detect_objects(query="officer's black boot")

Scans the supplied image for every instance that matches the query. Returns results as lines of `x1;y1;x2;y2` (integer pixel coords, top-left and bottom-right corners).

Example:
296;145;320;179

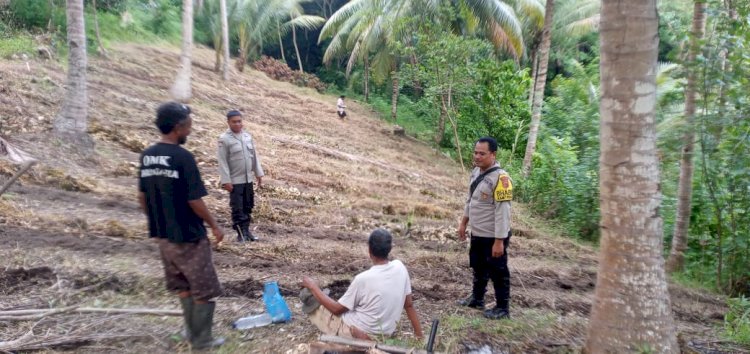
485;255;510;320
234;225;246;243
243;224;258;242
483;306;510;320
457;294;485;309
190;302;225;349
458;268;489;309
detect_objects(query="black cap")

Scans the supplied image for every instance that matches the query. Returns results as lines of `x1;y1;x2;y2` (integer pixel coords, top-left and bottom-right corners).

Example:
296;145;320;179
227;110;242;119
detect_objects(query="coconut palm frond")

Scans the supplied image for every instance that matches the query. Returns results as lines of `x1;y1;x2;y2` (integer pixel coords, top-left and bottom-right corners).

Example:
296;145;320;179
466;0;524;57
346;39;362;77
370;49;395;85
513;0;545;28
564;14;599;35
281;15;326;33
486;14;523;60
319;0;371;41
555;0;600;30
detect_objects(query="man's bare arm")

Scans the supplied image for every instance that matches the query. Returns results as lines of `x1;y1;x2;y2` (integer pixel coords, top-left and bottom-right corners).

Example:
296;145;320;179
404;294;423;339
302;277;348;316
188;199;224;243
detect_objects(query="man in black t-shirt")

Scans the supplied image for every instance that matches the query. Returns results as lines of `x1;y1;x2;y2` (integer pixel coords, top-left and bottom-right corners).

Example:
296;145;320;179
138;102;225;349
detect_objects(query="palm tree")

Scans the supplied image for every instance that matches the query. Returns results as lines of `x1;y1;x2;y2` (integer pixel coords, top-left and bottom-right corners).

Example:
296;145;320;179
281;9;326;73
319;0;405;120
521;0;554;176
198;0;233;75
170;0;193;102
54;0;90;144
91;0;108;57
586;0;678;352
666;0;707;274
197;0;226;71
220;0;231;80
233;0;323;72
320;0;542;122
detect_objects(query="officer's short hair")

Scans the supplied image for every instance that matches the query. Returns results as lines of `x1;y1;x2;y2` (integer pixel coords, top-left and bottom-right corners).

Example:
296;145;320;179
227;110;242;120
368;228;392;259
476;137;497;153
155;102;191;134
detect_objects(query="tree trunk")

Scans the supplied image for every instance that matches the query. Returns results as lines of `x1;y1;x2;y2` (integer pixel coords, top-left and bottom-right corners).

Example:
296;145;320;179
666;0;707;274
170;0;193;102
410;53;423;96
444;96;464;172
391;62;399;122
54;0;89;140
220;0;230;81
292;25;303;73
528;47;538;108
277;20;286;63
364;56;369;102
521;0;555;177
91;0;107;57
586;0;678;352
214;39;222;72
236;24;247;72
435;93;447;145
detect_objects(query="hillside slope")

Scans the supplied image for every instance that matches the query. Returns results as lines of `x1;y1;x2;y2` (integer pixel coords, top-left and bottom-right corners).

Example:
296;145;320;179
0;44;736;353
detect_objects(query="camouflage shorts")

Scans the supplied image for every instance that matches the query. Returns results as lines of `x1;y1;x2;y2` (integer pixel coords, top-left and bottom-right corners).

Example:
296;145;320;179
157;237;223;301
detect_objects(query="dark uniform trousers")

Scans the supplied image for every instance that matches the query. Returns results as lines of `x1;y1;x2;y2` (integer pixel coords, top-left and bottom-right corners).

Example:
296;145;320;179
470;231;511;310
230;183;254;230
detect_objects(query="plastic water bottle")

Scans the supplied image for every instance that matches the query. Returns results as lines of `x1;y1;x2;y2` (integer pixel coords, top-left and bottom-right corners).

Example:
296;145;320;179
232;313;272;330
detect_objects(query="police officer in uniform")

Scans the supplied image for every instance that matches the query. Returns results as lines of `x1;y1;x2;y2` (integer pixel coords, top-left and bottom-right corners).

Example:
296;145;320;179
217;110;264;242
457;137;513;320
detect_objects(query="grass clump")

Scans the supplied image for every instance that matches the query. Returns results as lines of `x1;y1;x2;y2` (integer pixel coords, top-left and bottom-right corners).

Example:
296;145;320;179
724;296;750;345
0;33;35;58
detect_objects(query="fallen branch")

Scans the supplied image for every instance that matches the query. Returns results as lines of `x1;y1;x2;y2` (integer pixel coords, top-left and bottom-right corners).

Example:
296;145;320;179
319;335;430;354
0;333;146;351
0;307;181;320
0;305;78;321
0;161;35;197
0;329;33;349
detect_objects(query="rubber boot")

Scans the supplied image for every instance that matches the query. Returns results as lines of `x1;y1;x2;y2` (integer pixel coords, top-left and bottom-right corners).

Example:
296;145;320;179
178;297;194;341
191;302;225;349
483;307;510;320
457;294;485;310
244;225;258;242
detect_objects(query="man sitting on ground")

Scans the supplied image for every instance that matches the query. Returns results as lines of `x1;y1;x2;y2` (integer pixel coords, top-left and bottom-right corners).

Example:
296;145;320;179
300;229;423;341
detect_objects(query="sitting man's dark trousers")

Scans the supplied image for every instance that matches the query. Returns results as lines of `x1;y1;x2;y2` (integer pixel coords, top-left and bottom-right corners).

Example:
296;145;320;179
470;231;511;313
230;182;254;240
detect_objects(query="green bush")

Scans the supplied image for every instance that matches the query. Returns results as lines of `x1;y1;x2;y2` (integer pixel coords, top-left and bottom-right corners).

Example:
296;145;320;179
514;136;599;240
0;34;35;58
141;0;181;39
86;0;128;13
86;9;156;45
9;0;54;29
724;296;750;345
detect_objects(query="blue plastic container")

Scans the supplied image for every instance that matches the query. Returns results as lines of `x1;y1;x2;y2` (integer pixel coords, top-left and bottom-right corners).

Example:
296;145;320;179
263;281;292;323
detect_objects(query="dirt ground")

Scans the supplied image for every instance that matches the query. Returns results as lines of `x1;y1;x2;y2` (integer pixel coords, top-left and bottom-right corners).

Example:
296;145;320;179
0;44;743;353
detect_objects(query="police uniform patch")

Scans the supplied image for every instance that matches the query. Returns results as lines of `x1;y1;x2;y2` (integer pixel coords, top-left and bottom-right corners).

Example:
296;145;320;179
494;173;513;201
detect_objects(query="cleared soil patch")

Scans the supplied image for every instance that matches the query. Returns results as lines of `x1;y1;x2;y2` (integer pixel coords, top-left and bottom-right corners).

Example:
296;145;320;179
0;43;740;353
